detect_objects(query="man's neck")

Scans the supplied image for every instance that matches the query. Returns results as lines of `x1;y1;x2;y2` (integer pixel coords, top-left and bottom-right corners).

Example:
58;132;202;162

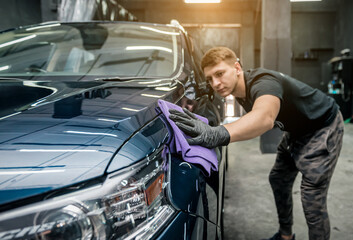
232;72;246;98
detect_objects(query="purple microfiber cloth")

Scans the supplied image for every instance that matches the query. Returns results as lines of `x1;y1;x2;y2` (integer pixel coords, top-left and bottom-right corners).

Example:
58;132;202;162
157;99;218;176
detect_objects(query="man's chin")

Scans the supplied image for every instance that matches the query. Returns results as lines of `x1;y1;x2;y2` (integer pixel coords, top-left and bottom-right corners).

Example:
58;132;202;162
217;92;229;98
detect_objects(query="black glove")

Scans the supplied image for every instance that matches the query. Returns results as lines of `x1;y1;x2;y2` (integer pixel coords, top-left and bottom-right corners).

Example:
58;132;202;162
169;108;230;149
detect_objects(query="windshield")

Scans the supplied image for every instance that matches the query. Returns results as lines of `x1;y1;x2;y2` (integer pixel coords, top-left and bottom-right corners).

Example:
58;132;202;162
0;22;181;80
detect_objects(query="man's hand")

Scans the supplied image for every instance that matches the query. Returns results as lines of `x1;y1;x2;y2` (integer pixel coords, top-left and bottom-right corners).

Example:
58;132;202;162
168;108;230;149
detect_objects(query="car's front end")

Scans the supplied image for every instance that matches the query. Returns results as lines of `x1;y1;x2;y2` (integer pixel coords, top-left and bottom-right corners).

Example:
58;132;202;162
0;21;227;240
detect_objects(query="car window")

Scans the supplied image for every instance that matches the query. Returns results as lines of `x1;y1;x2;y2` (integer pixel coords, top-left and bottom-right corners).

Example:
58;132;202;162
0;23;181;80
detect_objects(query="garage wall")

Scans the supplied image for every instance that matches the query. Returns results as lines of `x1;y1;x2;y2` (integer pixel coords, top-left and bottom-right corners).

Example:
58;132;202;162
0;0;42;31
291;11;336;90
1;0;352;91
289;0;353;91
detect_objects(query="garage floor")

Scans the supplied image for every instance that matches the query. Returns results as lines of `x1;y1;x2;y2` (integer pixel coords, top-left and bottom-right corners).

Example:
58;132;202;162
223;122;353;240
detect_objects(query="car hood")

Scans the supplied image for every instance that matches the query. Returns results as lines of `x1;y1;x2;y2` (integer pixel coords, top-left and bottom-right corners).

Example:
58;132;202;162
0;79;173;206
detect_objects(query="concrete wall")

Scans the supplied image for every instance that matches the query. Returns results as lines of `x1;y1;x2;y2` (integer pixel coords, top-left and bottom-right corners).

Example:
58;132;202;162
41;0;59;22
0;0;42;31
334;0;353;56
291;11;336;90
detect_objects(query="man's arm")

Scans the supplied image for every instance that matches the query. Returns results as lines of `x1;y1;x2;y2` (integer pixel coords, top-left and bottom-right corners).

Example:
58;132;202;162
168;94;280;148
224;94;281;142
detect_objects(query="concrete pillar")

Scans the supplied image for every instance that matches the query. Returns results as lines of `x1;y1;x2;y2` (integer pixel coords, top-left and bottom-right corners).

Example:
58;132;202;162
260;0;291;153
240;11;255;70
261;0;291;75
41;0;59;22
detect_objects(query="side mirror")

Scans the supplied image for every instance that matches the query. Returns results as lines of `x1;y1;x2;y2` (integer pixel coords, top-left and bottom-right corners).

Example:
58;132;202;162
196;81;214;101
185;70;215;101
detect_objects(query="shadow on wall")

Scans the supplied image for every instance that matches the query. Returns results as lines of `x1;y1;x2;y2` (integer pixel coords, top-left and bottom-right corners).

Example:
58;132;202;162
184;25;240;55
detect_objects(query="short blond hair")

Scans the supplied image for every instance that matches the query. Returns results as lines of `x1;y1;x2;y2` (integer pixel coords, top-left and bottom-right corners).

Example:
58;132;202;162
201;46;238;70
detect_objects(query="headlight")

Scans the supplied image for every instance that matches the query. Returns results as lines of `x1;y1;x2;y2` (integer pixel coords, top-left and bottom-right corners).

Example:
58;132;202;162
0;150;174;240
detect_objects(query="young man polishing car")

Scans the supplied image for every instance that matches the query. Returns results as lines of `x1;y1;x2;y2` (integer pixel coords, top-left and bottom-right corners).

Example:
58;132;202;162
169;47;344;240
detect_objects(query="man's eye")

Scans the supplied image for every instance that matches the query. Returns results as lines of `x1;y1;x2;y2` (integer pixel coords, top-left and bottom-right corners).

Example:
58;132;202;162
216;72;223;77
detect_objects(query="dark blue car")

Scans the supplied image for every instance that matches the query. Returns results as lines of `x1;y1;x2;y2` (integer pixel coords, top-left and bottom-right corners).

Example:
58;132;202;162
0;21;228;240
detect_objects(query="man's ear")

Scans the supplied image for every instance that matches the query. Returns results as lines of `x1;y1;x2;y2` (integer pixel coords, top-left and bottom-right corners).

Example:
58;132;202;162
234;61;242;74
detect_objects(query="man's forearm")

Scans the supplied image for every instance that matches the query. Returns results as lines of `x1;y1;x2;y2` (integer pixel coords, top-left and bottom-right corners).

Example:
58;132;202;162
224;94;280;143
224;109;275;142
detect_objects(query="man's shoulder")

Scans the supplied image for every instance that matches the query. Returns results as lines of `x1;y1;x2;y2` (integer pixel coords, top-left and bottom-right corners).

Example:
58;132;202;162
247;67;275;74
245;68;284;101
245;68;282;86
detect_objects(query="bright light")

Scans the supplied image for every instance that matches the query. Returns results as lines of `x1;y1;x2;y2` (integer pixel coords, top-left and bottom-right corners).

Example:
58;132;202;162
0;65;9;71
185;0;221;3
0;112;21;121
97;118;122;123
155;86;176;92
65;130;118;137
0;34;36;49
141;93;165;98
140;26;180;35
126;46;172;53
225;95;235;117
19;149;98;152
97;117;131;124
291;0;321;1
121;107;141;112
0;170;65;175
26;23;61;31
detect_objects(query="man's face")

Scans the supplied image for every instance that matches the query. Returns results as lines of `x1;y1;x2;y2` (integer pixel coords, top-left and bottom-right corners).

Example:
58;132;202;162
204;61;238;98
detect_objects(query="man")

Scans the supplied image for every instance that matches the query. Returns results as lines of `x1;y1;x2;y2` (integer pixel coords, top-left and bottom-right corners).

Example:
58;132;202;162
169;47;344;240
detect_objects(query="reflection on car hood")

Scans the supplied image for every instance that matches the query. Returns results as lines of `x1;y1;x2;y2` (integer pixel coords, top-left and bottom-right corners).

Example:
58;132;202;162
0;79;172;205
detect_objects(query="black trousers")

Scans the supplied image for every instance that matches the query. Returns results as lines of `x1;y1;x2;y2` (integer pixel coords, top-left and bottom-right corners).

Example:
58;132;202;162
269;111;344;240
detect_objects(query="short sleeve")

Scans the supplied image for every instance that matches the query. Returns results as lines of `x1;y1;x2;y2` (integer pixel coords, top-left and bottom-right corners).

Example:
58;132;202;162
249;75;283;102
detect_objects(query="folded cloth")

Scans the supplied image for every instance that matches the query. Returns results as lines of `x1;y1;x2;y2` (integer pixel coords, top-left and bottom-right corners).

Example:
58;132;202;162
157;99;218;176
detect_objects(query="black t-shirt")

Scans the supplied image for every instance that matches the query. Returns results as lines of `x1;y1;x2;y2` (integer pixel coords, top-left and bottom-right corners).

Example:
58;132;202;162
236;68;338;136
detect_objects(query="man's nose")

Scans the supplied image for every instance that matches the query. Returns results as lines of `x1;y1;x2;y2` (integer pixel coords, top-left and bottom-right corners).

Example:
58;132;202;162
211;77;220;88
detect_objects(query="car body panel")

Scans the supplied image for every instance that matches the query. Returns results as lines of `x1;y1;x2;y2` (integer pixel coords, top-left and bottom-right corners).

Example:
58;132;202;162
0;79;181;205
